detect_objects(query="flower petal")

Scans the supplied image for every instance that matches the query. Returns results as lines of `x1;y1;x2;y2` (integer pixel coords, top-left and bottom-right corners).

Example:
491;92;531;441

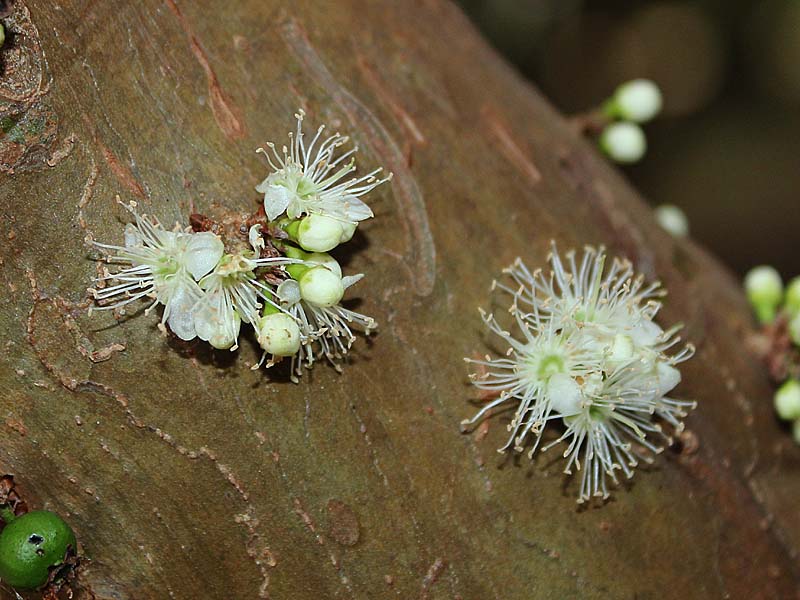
184;232;224;280
166;284;199;341
340;196;374;221
341;274;364;290
262;184;293;221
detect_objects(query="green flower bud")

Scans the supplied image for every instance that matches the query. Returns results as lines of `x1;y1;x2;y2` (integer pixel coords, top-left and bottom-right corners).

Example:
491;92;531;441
606;79;663;123
257;313;301;356
785;276;800;318
297;214;344;253
744;266;783;324
774;379;800;421
654;204;689;238
298;266;344;307
599;122;647;164
0;24;5;49
0;511;77;590
789;313;800;346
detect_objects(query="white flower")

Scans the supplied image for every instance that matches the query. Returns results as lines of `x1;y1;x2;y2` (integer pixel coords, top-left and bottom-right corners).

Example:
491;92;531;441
463;244;695;503
89;203;224;341
600;122;647;164
193;252;295;351
462;309;604;457
255;110;391;223
272;267;376;383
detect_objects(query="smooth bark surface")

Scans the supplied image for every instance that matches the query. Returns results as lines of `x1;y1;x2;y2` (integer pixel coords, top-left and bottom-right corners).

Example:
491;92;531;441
1;1;798;598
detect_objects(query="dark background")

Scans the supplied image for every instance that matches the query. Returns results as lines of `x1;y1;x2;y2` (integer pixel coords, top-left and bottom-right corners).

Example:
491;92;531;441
457;0;800;278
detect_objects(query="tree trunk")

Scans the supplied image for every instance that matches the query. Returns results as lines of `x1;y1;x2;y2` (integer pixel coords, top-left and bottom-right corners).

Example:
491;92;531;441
1;1;798;598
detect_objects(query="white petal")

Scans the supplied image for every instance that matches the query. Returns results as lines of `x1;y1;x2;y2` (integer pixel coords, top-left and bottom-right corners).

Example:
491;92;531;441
194;294;241;349
277;279;301;306
166;287;199;341
262;184;293;221
340;196;373;221
655;362;681;396
629;319;663;347
548;373;584;416
249;224;265;253
184;232;224;280
341;274;364;289
124;223;143;248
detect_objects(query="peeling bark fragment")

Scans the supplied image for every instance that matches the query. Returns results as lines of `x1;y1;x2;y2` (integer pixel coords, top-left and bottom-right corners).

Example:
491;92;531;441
0;474;28;519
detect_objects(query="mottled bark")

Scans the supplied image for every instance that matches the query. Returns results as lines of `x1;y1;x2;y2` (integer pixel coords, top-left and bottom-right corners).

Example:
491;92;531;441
0;1;798;598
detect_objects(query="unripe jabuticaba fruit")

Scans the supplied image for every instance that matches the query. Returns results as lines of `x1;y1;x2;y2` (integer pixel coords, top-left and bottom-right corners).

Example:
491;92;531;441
0;511;77;589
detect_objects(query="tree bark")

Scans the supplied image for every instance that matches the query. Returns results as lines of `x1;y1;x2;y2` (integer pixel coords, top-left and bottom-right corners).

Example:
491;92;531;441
1;1;798;598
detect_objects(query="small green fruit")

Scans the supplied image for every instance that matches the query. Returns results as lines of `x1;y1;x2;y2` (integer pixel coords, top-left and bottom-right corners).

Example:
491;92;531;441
0;511;77;589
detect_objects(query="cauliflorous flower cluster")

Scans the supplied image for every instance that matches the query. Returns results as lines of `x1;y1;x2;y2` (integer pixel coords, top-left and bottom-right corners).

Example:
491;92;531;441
462;244;696;503
744;266;800;444
90;111;389;381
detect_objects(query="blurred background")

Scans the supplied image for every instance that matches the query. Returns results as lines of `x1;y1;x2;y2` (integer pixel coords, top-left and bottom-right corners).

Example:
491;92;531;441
457;0;800;278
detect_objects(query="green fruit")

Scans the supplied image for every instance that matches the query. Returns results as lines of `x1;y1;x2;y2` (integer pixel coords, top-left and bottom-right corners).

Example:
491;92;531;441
0;511;76;589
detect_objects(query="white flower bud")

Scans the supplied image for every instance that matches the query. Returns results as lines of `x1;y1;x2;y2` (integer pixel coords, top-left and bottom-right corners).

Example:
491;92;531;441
599;122;647;164
785;276;800;318
654;204;689;237
744;266;783;324
613;79;663;123
774;379;800;421
548;373;583;416
305;252;342;278
298;266;344;307
297;214;344;252
258;313;301;357
339;221;358;243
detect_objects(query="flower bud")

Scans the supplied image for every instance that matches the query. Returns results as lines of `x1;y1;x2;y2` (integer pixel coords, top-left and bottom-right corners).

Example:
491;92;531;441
654;204;689;238
305;252;342;278
339;221;358;243
599;122;647;164
297;214;344;252
774;379;800;421
744;265;783;324
258;313;301;356
785;276;800;318
609;79;663;123
298;266;344;307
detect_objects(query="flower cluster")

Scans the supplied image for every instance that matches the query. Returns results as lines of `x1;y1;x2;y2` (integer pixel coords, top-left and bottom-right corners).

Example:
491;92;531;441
462;244;696;503
89;111;389;381
744;266;800;443
598;79;662;164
